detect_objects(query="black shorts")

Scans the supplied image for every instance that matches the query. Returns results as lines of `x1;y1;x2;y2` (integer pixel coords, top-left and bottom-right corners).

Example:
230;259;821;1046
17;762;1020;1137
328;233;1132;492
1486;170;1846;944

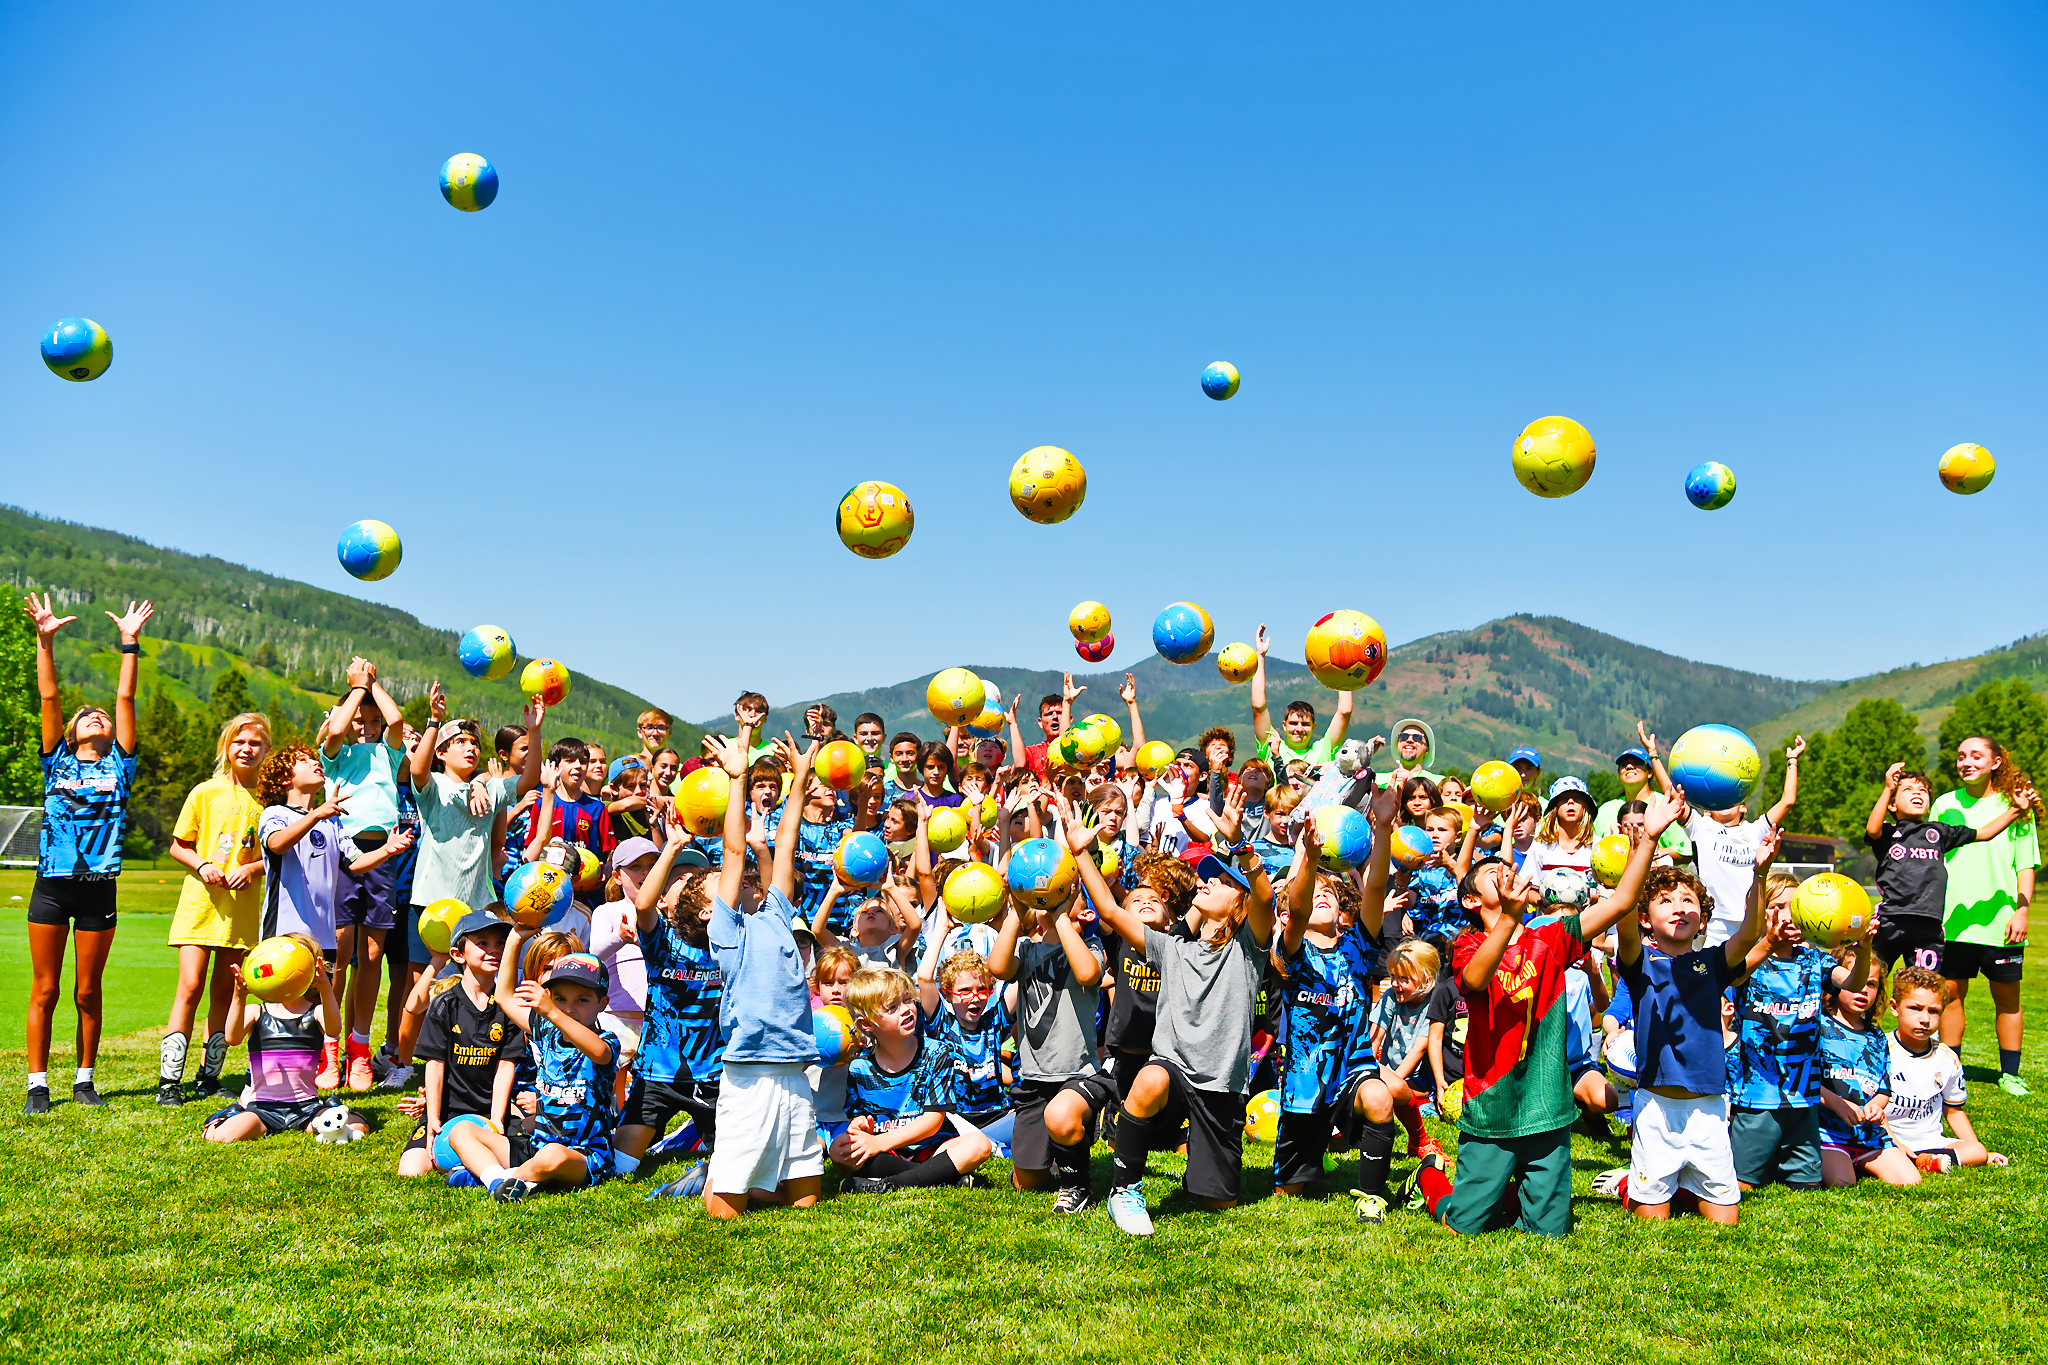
1872;915;1944;971
1941;939;2026;984
1009;1073;1118;1173
1145;1057;1244;1203
1273;1070;1378;1187
26;876;117;932
619;1076;720;1145
248;1097;331;1134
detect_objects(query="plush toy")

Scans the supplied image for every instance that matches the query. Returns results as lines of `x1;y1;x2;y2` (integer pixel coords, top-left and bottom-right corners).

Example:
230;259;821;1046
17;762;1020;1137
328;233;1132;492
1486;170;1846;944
310;1103;362;1144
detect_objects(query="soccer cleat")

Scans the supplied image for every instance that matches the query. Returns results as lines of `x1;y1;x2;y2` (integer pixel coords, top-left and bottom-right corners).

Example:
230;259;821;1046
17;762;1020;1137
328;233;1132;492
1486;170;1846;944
1592;1168;1629;1200
1998;1073;2031;1098
843;1176;896;1195
71;1082;106;1108
1052;1186;1093;1214
489;1177;534;1203
645;1162;710;1200
155;1081;185;1107
370;1045;398;1084
1348;1189;1388;1224
446;1169;484;1190
1417;1132;1446;1162
648;1120;704;1157
1106;1182;1154;1236
23;1087;51;1117
381;1064;416;1092
1397;1151;1445;1212
346;1052;374;1094
315;1039;342;1091
1914;1150;1957;1175
193;1074;223;1099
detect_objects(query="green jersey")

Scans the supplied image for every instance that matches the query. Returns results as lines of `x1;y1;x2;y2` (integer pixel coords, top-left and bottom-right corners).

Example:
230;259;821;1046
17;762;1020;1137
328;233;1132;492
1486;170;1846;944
1932;788;2038;946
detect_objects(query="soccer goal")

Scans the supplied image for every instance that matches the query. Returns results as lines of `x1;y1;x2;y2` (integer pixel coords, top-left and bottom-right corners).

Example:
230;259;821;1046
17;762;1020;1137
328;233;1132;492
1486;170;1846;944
0;807;42;868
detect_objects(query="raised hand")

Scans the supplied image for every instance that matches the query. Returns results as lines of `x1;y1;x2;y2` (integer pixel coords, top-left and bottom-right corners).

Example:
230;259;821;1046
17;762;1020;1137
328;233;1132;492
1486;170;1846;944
346;656;374;690
105;599;154;640
1119;673;1136;705
1055;796;1096;854
427;681;448;723
1785;735;1807;763
1636;719;1657;754
618;908;639;946
384;827;416;855
1255;623;1270;656
314;791;351;821
522;695;545;730
1062;671;1084;705
23;593;76;639
1214;783;1247;845
704;733;745;778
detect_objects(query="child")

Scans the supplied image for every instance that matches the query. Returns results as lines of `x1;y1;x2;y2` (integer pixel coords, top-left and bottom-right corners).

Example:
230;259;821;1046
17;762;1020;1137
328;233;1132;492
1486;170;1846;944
1865;762;2030;973
1520;778;1599;915
398;910;526;1177
833;965;992;1192
768;751;858;927
202;936;368;1142
446;924;618;1201
1406;805;1469;943
1817;945;1919;1188
1672;736;1804;945
408;684;544;929
916;912;1014;1136
1100;853;1197;1119
1367;938;1444;1160
814;876;918;968
808;945;860;1130
541;739;613;889
1729;871;1871;1192
1886;966;2005;1171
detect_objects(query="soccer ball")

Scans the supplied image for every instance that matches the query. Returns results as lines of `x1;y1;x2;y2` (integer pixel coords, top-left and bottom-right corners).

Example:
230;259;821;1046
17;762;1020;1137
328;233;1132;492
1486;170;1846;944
942;861;1006;923
815;740;867;791
417;898;469;955
673;767;731;836
40;316;111;381
836;480;915;558
520;658;571;706
814;1004;861;1068
335;520;402;582
242;936;318;1003
926;667;985;725
1389;824;1432;871
1303;610;1388;690
1312;804;1372;870
1667;723;1761;813
834;831;891;889
1201;361;1241;401
1094;841;1122;882
1006;837;1078;911
1076;634;1114;663
1245;1089;1280;1142
1684;461;1738;510
457;624;517;681
504;861;571;929
1081;713;1122;754
1068;600;1112;643
1469;760;1521;813
1939;443;1995;495
439;153;499;211
1152;602;1215;664
963;706;1006;739
926;808;968;854
1008;446;1088;524
1056;724;1107;769
1590;833;1633;888
1133;740;1176;780
1217;642;1257;684
1791;873;1874;949
573;846;603;894
1511;416;1597;498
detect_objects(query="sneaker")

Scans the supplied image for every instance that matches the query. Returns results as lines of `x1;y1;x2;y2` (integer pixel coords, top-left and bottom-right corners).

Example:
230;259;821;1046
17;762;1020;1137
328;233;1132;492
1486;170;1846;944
490;1177;534;1203
370;1045;398;1084
193;1073;223;1099
315;1039;341;1091
1999;1073;2031;1098
23;1087;51;1117
1914;1150;1957;1175
1106;1182;1154;1236
645;1161;710;1200
71;1082;107;1108
346;1051;374;1094
1417;1132;1446;1162
1052;1185;1093;1214
1592;1167;1629;1200
155;1081;185;1107
1397;1151;1445;1212
843;1176;897;1194
1348;1189;1388;1224
648;1120;704;1157
446;1169;484;1189
381;1063;416;1092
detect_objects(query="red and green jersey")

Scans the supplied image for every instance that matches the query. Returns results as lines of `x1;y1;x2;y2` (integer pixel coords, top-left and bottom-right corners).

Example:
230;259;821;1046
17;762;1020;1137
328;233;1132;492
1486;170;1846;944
1450;915;1584;1140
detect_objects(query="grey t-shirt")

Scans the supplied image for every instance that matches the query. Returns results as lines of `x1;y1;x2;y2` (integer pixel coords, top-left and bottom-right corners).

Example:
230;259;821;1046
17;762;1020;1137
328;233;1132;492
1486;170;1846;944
411;772;517;910
1144;922;1268;1094
1014;937;1106;1082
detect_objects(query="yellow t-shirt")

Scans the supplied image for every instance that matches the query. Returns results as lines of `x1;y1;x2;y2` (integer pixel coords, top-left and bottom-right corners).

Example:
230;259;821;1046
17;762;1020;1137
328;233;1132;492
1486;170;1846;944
168;776;266;948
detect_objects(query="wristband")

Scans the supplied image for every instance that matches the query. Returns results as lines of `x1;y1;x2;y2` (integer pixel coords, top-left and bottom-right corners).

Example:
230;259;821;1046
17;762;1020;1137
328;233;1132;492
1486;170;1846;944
118;640;140;655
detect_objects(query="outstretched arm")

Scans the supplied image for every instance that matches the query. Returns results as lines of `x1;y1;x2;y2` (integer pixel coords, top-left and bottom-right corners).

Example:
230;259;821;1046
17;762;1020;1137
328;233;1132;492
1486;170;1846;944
1867;763;1902;842
1250;623;1272;740
1325;690;1354;750
106;599;151;753
1060;795;1146;951
322;657;373;758
636;823;691;930
1765;737;1805;826
1120;673;1145;755
1581;791;1686;942
770;733;818;902
25;594;74;753
711;729;752;908
1357;781;1399;941
407;682;446;791
1280;826;1317;955
1720;825;1779;971
514;697;546;799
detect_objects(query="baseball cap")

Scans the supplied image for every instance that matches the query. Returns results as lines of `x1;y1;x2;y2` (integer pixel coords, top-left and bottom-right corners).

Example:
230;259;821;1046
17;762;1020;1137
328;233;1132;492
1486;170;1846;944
450;908;510;946
1508;747;1542;768
1193;853;1251;892
1615;747;1652;769
540;952;609;994
1545;776;1593;811
672;847;711;869
435;719;481;752
608;756;646;783
790;913;818;942
610;836;661;870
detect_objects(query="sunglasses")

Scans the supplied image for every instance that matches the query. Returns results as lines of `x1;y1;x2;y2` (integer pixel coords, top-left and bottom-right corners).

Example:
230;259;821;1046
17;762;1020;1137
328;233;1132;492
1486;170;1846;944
1398;732;1426;744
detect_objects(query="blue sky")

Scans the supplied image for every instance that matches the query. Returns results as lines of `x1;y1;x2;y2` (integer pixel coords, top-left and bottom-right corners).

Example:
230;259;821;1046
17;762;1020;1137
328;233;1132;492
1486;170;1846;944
4;3;2044;718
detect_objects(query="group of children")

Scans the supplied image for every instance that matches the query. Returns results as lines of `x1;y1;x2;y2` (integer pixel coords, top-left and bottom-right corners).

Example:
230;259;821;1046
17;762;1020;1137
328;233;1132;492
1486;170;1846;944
20;598;2033;1235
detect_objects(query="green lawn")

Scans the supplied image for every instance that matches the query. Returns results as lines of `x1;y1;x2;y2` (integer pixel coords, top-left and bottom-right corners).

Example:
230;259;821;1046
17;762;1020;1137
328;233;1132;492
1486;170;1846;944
2;895;2046;1363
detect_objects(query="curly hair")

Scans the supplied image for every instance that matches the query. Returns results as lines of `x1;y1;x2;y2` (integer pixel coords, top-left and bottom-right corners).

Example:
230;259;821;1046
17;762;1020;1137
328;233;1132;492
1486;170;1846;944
939;949;994;993
258;744;319;809
1197;727;1237;766
1892;963;1950;1007
1958;736;2044;820
663;868;713;937
1635;865;1714;922
1130;851;1197;919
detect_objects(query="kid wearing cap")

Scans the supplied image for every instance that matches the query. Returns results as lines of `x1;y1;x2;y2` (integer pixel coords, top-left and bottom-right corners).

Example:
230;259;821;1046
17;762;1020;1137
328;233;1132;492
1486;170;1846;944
399;910;526;1177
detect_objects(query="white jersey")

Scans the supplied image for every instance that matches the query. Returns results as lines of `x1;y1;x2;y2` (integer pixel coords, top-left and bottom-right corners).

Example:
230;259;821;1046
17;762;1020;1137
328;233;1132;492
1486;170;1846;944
1886;1033;1967;1150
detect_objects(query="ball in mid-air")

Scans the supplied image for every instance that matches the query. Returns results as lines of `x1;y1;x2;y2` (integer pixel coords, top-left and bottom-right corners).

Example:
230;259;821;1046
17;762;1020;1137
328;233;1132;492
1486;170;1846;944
673;767;731;836
1468;760;1521;813
1216;642;1257;684
1133;740;1175;780
926;807;968;854
520;657;571;706
504;861;571;928
926;667;985;725
963;706;1006;739
1684;461;1738;510
1939;443;1995;495
836;480;915;557
1006;837;1078;910
1791;872;1875;950
943;861;1005;923
1245;1089;1280;1143
1076;634;1114;663
1511;416;1596;498
1068;600;1112;643
439;153;498;211
1667;723;1762;812
814;1004;861;1068
242;936;318;1003
1056;724;1107;769
417;898;470;955
1152;601;1215;664
815;740;868;791
1388;824;1433;871
457;624;517;681
40;317;111;381
1303;610;1387;690
1080;712;1122;754
336;520;402;582
1201;361;1240;401
1590;833;1632;888
1008;446;1088;524
834;830;891;888
1312;804;1372;871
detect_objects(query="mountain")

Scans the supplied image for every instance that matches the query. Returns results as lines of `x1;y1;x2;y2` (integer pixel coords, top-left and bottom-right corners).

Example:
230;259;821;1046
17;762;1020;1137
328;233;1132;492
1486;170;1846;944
1752;631;2048;754
702;615;1839;778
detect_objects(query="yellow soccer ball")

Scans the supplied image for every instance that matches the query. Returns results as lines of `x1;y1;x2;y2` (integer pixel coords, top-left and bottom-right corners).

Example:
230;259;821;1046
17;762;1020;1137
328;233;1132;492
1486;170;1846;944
1008;446;1088;525
673;767;732;836
1216;642;1257;684
1590;833;1633;889
1791;873;1875;950
1938;442;1995;495
836;480;915;557
926;667;986;726
1469;760;1521;813
927;807;968;855
417;898;470;955
242;936;318;1004
1068;600;1112;643
1245;1089;1281;1144
942;861;1006;924
1133;740;1176;780
1511;415;1597;498
1080;712;1122;755
1302;610;1388;690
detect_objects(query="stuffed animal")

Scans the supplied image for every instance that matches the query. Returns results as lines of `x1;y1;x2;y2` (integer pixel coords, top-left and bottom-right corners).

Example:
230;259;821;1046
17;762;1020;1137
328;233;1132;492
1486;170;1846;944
309;1103;362;1144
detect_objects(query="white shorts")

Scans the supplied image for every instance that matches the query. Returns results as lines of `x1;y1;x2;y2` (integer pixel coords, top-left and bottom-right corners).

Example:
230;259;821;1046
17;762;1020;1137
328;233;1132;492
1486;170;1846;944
599;1011;643;1070
1630;1090;1739;1206
708;1062;824;1195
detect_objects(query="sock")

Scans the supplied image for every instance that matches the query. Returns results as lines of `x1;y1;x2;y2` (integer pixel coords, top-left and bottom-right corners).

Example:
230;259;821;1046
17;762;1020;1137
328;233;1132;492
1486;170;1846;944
1112;1105;1156;1189
27;1072;48;1091
1356;1119;1396;1197
1050;1138;1090;1189
198;1031;227;1079
1394;1095;1425;1149
75;1067;94;1086
158;1031;189;1084
1417;1162;1452;1217
350;1031;371;1049
884;1152;962;1189
612;1152;641;1177
481;1164;513;1188
2001;1048;2022;1078
1615;1174;1631;1205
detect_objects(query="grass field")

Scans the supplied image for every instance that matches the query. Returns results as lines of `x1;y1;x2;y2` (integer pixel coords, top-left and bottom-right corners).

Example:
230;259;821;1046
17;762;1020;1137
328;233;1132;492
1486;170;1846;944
3;868;2047;1363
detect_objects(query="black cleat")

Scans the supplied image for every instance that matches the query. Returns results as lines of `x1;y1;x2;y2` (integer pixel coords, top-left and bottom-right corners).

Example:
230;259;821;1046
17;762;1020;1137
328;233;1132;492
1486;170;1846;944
24;1087;51;1116
72;1082;107;1107
843;1176;895;1194
193;1074;223;1099
155;1081;185;1107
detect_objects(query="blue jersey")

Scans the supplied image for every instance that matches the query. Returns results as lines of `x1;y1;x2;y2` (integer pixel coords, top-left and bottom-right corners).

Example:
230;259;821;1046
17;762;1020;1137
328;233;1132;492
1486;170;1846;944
765;806;854;926
496;797;534;895
392;776;419;906
527;1016;619;1174
40;742;136;879
1407;865;1463;941
689;834;725;868
1278;921;1379;1113
925;994;1012;1119
638;918;725;1083
1731;947;1830;1109
846;1034;962;1158
1817;1016;1892;1150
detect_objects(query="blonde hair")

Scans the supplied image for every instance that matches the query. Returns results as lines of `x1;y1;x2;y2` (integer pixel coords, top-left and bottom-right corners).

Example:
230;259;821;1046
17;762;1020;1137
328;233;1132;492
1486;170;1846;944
811;945;860;988
846;965;916;1024
1764;871;1800;903
212;712;272;779
1386;937;1441;982
1425;805;1465;837
521;931;585;982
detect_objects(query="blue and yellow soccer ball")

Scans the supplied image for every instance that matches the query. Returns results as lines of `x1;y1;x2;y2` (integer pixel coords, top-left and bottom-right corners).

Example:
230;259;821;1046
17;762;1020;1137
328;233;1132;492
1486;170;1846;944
1006;837;1078;911
1511;415;1596;498
1684;461;1738;510
963;705;1006;739
439;153;499;211
836;480;915;558
1201;361;1240;401
1152;601;1215;664
1939;442;1995;495
1312;804;1372;870
1389;823;1433;871
814;1004;861;1068
40;317;111;381
834;830;891;889
336;520;402;581
1008;446;1088;525
1245;1089;1280;1142
457;624;517;681
504;861;571;929
1667;723;1762;812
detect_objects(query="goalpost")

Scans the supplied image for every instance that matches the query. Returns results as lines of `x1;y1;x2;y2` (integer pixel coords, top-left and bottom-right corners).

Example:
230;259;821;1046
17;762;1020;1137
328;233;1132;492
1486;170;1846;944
0;807;41;868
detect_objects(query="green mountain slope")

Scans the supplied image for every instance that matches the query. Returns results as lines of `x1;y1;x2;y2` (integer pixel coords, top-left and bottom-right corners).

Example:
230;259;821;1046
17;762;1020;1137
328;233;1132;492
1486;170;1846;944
1752;632;2048;753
